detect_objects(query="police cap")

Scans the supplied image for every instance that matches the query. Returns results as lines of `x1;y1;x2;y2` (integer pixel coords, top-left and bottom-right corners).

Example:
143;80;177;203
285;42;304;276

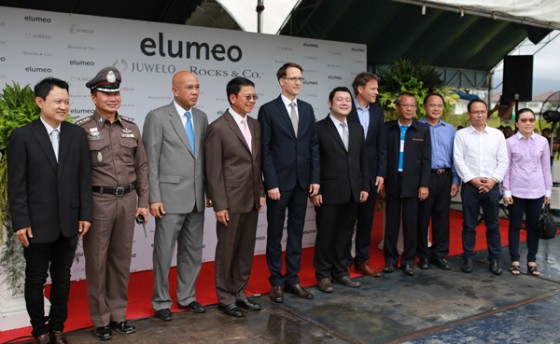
86;66;122;93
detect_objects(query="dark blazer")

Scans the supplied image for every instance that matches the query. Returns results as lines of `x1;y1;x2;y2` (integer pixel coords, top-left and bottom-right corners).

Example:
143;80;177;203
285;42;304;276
348;102;387;184
205;110;263;214
316;115;369;204
8;120;93;243
258;95;320;191
385;119;431;198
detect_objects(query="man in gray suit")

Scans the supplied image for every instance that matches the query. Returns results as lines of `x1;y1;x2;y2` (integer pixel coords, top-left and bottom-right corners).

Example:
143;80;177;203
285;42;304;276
143;71;208;321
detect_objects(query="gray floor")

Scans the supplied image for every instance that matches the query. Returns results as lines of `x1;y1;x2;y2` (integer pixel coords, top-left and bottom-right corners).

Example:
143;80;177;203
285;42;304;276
56;236;560;344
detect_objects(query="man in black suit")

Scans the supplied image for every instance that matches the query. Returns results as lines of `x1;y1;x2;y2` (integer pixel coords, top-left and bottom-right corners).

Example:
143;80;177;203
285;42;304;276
312;87;369;293
258;62;320;303
347;72;387;276
383;92;431;276
8;78;92;344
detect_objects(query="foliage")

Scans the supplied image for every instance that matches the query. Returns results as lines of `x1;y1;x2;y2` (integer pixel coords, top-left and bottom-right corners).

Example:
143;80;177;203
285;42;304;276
0;82;40;295
378;58;459;122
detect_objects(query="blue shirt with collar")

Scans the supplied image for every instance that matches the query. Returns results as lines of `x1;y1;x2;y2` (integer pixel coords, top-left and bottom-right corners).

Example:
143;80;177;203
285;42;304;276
419;118;460;185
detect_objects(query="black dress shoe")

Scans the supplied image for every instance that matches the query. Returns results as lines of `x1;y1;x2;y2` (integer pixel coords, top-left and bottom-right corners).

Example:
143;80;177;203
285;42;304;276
334;276;361;287
50;330;68;344
110;321;136;334
93;326;112;341
285;283;314;299
317;278;333;293
383;263;396;273
431;257;451;270
219;304;244;318
489;260;503;275
418;258;430;269
236;298;261;311
180;301;206;313
33;333;51;344
461;259;473;273
402;264;415;276
154;308;172;321
269;285;284;303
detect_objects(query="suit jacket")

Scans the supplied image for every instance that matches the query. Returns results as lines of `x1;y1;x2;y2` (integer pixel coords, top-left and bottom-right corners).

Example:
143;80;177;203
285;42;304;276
8;120;93;243
143;102;208;214
205;110;263;214
258;95;320;191
385;119;431;198
348;102;387;185
316;115;369;205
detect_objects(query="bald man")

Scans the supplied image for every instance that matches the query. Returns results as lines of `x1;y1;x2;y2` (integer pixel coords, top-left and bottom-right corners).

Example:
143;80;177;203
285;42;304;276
143;71;209;321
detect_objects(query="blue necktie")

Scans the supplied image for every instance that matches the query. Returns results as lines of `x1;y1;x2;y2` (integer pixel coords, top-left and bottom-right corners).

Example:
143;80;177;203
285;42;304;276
184;111;195;154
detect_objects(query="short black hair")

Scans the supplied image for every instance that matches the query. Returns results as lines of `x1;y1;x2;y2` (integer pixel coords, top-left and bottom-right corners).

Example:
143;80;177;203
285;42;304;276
226;77;255;104
395;92;416;105
515;108;535;122
423;93;444;105
467;99;487;112
34;77;69;100
328;86;352;102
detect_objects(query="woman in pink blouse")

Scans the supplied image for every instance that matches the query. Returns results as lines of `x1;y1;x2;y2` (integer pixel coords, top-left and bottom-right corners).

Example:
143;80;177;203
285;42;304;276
503;108;552;276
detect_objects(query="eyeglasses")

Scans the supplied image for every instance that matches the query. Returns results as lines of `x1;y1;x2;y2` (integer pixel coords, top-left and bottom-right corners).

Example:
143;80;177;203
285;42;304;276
241;95;258;100
519;118;535;123
284;77;304;82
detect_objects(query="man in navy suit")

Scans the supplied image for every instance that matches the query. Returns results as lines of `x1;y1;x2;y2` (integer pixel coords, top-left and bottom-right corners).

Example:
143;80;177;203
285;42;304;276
312;87;369;293
8;78;92;344
258;62;320;303
383;93;431;276
347;72;387;276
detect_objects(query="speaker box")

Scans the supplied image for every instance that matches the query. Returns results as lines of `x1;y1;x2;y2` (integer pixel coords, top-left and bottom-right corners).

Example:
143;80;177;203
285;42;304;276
502;55;533;102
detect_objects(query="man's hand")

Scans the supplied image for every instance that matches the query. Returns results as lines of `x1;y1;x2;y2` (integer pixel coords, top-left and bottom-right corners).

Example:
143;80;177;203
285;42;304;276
375;176;384;194
311;195;322;207
450;184;459;198
150;202;166;218
545;196;551;204
267;187;281;201
135;207;149;224
79;221;91;237
418;186;429;201
359;191;369;203
216;209;229;227
469;177;486;189
259;197;266;210
309;183;320;197
503;196;513;205
16;227;32;247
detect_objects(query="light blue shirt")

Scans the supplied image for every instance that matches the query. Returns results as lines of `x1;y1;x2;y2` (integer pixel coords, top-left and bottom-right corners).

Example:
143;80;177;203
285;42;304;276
419;118;460;185
353;98;369;138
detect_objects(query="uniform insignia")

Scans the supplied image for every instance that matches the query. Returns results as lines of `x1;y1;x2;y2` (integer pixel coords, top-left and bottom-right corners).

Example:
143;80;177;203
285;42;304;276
74;117;92;126
107;70;116;83
119;115;135;123
88;128;103;140
97;152;103;162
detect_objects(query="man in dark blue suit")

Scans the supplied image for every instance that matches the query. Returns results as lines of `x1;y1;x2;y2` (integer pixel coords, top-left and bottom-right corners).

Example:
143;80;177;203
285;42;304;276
258;63;320;303
383;93;431;276
347;72;387;276
8;78;92;344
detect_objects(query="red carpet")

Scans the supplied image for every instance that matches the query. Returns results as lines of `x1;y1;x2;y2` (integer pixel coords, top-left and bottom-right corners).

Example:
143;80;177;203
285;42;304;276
0;209;522;342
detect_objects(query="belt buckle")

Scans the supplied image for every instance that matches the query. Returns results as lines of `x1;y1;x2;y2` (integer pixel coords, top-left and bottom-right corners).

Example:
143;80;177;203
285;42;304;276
437;169;446;175
115;186;125;196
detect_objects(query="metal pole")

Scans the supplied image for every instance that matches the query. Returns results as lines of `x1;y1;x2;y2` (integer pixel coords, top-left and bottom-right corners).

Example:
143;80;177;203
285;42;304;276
257;0;265;33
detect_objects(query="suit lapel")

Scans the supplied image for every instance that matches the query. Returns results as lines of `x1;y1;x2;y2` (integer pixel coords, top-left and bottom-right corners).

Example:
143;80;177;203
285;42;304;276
57;121;74;175
168;104;193;156
31;120;58;172
224;111;252;154
274;96;296;138
323;115;346;152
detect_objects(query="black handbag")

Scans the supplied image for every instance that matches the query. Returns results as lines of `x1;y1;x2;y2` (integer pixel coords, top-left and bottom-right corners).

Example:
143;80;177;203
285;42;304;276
538;203;557;240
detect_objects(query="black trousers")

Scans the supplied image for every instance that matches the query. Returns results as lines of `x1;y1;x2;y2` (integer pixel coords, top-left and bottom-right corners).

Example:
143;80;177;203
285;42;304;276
417;169;452;259
24;235;78;336
347;183;378;267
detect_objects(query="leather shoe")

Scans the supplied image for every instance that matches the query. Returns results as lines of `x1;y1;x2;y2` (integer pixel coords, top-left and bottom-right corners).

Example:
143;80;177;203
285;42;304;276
431;257;451;270
355;263;382;277
383;263;396;273
180;301;206;313
461;259;473;273
219;304;244;318
33;333;51;344
154;308;172;321
334;275;361;287
489;260;503;275
402;264;415;276
418;258;430;269
285;283;314;299
110;321;136;334
50;330;68;344
269;285;284;303
93;326;112;341
317;278;333;293
236;298;261;311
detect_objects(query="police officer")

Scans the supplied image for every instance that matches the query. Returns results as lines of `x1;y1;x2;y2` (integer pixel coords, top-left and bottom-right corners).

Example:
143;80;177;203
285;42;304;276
77;67;149;341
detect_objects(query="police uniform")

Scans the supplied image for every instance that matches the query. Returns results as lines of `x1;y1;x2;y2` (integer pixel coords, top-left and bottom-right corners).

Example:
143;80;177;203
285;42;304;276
77;67;149;336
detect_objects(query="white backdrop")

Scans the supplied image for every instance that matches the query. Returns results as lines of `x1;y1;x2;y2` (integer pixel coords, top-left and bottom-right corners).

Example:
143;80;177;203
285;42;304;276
0;6;366;280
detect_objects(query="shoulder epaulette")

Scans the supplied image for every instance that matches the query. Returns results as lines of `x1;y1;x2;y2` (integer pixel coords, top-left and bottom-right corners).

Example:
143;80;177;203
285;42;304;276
120;115;135;123
74;116;92;126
